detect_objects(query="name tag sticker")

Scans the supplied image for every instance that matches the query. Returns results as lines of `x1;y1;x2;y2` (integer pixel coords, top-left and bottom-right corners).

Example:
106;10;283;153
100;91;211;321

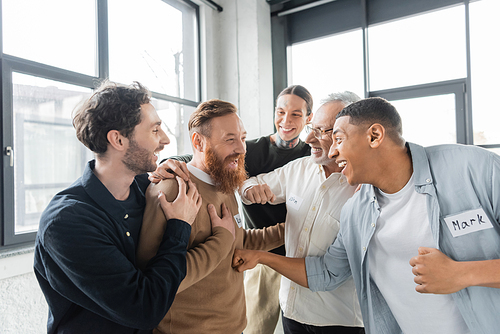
234;214;243;228
287;193;304;211
443;208;493;238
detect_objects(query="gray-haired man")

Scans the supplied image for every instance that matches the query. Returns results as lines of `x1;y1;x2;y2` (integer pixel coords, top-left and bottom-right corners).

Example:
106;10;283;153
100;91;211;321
239;92;365;334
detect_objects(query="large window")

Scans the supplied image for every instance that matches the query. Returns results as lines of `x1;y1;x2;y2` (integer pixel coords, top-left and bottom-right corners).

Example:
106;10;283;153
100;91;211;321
1;0;200;247
368;5;466;91
289;29;365;109
284;0;499;152
469;0;500;149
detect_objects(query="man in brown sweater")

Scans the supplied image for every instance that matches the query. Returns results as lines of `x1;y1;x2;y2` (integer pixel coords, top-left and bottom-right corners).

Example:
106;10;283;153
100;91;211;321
136;99;285;334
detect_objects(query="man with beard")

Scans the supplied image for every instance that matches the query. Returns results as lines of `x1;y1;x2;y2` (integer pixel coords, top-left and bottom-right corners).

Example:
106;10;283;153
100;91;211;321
136;99;286;334
34;81;203;333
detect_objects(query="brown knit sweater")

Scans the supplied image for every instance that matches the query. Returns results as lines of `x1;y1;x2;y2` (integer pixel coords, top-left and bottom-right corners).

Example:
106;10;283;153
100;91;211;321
137;174;285;334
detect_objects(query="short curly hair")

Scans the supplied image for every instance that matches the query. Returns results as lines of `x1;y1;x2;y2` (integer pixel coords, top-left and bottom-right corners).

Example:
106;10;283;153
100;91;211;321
337;97;404;145
73;80;151;155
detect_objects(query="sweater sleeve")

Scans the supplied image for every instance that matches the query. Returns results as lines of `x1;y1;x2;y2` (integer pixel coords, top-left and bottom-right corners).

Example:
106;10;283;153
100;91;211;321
38;207;190;330
177;226;234;292
243;222;285;251
139;179;235;294
137;180;190;269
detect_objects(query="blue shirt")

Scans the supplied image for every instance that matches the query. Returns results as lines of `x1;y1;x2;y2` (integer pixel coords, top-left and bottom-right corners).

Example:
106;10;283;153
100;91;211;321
34;160;191;333
306;143;500;334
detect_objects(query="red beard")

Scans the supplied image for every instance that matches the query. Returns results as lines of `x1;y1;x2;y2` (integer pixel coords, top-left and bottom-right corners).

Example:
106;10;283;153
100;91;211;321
205;146;247;194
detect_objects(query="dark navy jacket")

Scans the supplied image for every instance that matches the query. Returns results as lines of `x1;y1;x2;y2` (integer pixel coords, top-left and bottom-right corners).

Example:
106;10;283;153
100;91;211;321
34;160;191;333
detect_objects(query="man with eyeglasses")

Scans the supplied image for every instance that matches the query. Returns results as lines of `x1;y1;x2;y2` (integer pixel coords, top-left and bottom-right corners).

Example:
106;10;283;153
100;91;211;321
239;92;365;334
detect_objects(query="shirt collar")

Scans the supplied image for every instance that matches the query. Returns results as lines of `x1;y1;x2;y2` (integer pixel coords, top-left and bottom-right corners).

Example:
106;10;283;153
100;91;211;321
82;160;142;222
318;163;348;184
187;163;215;185
361;142;433;202
407;142;434;187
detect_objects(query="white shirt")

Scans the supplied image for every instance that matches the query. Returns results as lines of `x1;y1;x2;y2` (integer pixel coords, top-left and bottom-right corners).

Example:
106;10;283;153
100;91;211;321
369;174;470;334
187;163;215;185
241;156;363;327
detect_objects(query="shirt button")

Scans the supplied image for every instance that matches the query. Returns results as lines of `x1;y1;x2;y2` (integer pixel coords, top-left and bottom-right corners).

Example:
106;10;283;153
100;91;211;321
426;178;431;183
299;247;303;252
371;223;375;227
291;287;295;290
124;213;129;219
126;232;131;237
304;227;309;232
321;185;326;190
362;247;366;251
312;207;316;211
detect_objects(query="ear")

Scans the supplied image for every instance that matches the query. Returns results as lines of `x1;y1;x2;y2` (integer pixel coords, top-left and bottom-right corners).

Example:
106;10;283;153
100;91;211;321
107;130;127;152
306;113;313;123
367;123;385;148
191;132;205;152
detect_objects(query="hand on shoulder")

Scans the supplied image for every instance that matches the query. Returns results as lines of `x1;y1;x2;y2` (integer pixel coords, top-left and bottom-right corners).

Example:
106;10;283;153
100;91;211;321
157;177;202;225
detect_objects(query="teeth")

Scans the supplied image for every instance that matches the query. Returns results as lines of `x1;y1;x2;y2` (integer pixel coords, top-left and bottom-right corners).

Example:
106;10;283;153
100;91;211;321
338;161;347;168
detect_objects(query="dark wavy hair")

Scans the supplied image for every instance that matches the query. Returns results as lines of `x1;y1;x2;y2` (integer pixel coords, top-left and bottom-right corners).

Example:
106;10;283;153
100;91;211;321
72;81;151;155
276;85;313;116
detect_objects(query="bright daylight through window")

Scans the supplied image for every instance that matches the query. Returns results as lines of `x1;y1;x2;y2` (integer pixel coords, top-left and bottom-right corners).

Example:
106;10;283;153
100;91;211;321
1;0;199;246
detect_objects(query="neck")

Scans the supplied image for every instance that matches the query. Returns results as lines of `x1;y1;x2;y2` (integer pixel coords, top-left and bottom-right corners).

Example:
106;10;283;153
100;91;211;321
273;133;300;149
93;157;136;200
372;145;413;194
322;161;343;178
190;152;210;174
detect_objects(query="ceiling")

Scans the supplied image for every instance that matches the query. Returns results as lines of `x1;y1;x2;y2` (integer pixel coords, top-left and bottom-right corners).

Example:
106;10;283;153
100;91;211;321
267;0;328;15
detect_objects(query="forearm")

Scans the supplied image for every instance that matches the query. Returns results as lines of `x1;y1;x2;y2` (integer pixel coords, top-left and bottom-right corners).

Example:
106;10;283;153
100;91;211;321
412;248;500;294
243;222;285;251
258;251;308;288
459;259;500;289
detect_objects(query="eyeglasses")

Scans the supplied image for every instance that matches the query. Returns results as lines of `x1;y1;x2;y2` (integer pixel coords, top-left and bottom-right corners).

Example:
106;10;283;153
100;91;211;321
305;124;333;140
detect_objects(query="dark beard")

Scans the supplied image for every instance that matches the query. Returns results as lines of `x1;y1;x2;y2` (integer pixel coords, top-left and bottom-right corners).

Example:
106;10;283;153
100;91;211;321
123;138;161;175
205;146;247;194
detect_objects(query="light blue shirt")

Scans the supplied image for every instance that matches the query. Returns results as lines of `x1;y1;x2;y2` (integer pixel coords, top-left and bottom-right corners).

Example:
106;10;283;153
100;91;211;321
305;142;500;334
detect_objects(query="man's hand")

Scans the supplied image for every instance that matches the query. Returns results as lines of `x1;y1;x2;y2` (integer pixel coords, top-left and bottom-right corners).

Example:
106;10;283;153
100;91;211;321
409;247;466;294
207;203;235;240
232;249;262;272
149;159;190;183
157;176;201;225
243;184;276;204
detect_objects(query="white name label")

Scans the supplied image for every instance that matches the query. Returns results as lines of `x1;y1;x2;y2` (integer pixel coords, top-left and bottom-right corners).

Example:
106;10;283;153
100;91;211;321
287;193;304;211
234;213;243;228
443;208;493;238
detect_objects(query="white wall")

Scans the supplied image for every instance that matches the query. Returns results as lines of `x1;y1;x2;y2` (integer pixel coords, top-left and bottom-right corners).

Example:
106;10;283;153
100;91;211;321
0;1;274;332
0;249;47;333
200;0;275;139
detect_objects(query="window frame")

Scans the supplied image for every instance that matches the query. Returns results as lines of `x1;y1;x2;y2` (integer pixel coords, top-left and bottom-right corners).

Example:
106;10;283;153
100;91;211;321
276;0;498;150
370;79;470;145
0;0;201;248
